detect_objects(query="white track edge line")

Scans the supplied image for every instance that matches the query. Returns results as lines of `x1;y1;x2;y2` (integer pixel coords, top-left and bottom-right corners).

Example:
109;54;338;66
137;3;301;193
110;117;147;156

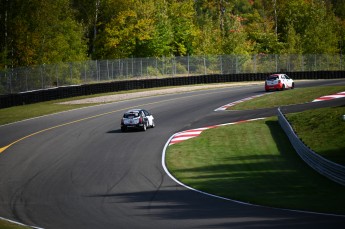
0;216;44;229
161;122;345;218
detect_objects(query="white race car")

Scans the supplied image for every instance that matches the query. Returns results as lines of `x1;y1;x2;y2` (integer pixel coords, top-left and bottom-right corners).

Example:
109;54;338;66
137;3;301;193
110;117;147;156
265;74;294;91
121;109;155;132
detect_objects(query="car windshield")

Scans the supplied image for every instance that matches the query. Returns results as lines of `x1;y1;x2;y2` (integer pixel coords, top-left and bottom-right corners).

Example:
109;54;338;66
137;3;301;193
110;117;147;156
124;113;139;118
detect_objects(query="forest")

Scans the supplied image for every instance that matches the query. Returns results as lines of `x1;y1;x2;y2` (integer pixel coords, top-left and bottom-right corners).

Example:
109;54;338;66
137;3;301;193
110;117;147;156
1;0;345;69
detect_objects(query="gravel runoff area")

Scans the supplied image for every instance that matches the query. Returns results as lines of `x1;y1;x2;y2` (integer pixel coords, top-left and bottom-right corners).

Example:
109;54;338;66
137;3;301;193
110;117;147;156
58;82;262;105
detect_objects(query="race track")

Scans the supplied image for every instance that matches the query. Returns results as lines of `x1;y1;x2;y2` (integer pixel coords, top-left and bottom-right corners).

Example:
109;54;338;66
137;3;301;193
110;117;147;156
0;80;345;228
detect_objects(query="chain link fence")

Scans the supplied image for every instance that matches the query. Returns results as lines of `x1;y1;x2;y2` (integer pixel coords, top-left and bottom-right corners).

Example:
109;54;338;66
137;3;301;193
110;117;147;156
1;54;344;94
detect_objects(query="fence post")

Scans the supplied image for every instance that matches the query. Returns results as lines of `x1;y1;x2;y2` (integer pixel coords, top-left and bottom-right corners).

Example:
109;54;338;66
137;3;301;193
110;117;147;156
40;65;44;89
25;68;28;91
69;63;73;83
95;60;99;81
56;64;59;87
107;60;110;80
84;62;87;83
111;61;114;80
235;56;238;74
172;57;175;77
340;53;343;70
155;58;158;78
187;55;190;76
204;56;207;75
301;55;304;72
130;57;133;77
220;55;223;75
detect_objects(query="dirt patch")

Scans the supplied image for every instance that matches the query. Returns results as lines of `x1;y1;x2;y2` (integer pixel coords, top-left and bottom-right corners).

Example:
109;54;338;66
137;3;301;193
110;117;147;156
58;82;262;105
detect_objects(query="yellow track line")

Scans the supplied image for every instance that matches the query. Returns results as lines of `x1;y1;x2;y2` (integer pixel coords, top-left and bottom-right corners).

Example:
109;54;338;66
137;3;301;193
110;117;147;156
0;110;120;153
0;89;227;154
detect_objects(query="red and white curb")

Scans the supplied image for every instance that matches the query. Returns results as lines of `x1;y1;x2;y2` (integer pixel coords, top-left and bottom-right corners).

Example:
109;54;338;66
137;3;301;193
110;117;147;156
169;118;266;146
214;93;268;111
162;119;344;218
312;91;345;102
169;126;217;145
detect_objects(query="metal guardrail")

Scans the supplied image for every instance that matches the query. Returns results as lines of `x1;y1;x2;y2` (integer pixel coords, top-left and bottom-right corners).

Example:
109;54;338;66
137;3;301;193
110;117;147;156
278;108;345;186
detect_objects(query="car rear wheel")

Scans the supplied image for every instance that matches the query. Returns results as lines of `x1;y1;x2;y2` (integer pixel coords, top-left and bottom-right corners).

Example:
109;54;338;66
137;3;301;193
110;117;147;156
142;123;147;131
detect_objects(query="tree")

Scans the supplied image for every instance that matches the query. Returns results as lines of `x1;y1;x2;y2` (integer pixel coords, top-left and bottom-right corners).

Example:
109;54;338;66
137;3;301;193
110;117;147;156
72;0;129;59
168;0;198;56
2;0;87;67
2;0;344;68
144;0;174;57
282;23;302;54
278;0;339;54
222;14;252;54
100;0;156;58
0;0;12;69
194;0;253;55
245;9;282;54
193;14;223;55
303;3;339;54
331;0;345;20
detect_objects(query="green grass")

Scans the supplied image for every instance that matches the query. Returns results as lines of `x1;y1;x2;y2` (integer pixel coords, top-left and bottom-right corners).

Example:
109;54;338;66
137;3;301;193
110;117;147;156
166;117;345;214
228;85;345;165
229;86;345;110
0;220;30;229
0;100;97;125
286;106;345;165
167;85;345;213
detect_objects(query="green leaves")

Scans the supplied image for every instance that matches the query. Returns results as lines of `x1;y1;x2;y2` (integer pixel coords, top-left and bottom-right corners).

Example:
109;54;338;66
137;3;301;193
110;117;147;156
1;0;345;68
3;0;87;67
278;0;339;54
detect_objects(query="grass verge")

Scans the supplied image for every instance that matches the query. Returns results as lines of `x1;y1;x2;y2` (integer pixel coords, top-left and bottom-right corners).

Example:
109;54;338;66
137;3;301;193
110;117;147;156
166;117;345;214
0;99;97;125
228;85;345;164
0;219;30;229
286;106;345;165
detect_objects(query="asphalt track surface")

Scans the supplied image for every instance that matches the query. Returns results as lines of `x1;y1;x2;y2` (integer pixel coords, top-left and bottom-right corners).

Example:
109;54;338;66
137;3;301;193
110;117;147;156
0;80;345;229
